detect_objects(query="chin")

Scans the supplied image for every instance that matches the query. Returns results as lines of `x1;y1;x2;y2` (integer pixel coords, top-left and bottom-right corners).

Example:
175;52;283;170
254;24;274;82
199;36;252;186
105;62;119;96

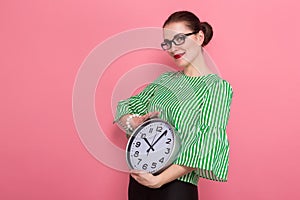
174;58;190;68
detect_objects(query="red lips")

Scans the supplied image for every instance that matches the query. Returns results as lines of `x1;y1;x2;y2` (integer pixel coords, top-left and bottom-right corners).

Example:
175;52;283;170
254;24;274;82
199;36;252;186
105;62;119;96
174;53;185;59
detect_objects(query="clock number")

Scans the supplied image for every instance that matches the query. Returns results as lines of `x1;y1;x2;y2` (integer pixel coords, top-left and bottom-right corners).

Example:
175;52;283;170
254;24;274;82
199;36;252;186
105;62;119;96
141;133;146;139
135;142;141;148
149;128;153;133
151;162;157;169
134;151;139;157
156;126;162;132
159;157;164;163
166;138;172;144
137;158;142;165
142;164;148;170
165;148;170;154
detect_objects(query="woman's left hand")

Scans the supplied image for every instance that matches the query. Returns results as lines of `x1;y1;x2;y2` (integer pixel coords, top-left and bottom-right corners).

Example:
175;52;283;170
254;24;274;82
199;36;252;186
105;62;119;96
130;165;195;189
130;171;162;189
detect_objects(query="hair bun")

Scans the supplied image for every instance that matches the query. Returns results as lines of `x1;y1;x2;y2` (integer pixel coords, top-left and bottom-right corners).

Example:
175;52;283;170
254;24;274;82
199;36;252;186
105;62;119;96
200;22;213;46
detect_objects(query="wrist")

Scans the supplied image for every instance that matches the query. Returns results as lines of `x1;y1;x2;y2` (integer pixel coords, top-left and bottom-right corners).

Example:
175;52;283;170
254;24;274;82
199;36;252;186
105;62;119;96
153;174;164;188
126;114;140;132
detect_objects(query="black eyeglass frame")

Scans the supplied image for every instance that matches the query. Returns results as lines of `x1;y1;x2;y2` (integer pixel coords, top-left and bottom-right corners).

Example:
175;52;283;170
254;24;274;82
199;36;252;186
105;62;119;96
161;31;199;51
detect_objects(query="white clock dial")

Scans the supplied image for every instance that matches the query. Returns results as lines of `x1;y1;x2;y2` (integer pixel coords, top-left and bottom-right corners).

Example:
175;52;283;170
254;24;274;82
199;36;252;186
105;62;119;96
126;119;180;174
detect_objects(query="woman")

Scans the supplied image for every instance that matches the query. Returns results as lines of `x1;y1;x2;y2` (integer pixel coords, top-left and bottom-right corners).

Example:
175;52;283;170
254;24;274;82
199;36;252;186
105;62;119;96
114;11;233;200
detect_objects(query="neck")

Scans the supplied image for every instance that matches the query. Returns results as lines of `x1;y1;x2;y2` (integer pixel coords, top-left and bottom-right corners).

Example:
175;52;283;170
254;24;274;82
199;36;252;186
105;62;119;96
183;49;213;77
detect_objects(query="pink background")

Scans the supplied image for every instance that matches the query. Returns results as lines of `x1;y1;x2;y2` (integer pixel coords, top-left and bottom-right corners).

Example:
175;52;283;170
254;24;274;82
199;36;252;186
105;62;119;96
1;0;300;200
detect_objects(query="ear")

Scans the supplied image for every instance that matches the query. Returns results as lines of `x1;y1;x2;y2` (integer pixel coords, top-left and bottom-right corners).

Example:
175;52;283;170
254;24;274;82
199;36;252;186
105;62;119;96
195;30;205;46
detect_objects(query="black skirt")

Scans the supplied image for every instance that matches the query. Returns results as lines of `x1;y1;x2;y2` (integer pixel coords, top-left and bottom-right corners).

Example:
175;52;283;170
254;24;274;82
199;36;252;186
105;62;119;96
128;176;198;200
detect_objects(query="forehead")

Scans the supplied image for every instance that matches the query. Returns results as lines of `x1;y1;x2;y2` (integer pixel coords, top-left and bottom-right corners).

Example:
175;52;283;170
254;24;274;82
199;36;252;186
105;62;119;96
163;22;191;39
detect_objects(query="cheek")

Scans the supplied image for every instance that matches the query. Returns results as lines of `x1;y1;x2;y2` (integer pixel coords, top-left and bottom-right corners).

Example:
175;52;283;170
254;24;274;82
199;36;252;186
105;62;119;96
185;45;199;59
184;39;199;52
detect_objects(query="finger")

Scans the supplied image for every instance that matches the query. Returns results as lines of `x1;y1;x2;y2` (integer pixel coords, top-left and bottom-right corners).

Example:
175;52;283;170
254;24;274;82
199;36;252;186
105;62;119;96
130;169;145;174
130;173;137;179
141;115;149;121
137;115;150;123
142;112;159;120
149;111;160;117
131;175;142;184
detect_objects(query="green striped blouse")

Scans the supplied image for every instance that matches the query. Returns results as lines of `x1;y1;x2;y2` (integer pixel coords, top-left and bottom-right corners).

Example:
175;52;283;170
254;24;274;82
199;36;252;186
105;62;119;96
115;71;233;185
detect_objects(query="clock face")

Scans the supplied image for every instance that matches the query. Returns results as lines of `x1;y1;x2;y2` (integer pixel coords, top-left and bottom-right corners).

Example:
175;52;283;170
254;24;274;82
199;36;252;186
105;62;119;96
126;119;177;174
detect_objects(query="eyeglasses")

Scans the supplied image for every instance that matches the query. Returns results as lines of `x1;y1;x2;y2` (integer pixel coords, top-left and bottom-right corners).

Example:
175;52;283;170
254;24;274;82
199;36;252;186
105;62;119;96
161;31;199;51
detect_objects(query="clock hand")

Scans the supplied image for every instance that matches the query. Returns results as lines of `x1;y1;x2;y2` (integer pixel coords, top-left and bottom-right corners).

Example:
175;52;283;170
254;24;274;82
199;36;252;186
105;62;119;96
146;132;158;156
151;130;167;147
143;138;155;152
146;130;167;153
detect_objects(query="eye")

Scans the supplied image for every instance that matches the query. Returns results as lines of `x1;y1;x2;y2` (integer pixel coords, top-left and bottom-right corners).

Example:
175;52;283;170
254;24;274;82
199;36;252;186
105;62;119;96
161;40;171;50
173;34;185;44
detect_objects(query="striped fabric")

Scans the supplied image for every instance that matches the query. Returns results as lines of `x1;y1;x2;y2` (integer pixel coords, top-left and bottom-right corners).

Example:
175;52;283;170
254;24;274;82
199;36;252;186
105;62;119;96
115;71;233;185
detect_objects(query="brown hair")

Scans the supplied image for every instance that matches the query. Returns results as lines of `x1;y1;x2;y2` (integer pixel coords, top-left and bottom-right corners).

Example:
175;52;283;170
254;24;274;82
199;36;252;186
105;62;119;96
163;11;213;47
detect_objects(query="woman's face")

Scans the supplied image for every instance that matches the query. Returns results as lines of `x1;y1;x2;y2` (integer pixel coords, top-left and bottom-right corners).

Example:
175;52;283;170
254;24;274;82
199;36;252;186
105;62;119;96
163;22;203;67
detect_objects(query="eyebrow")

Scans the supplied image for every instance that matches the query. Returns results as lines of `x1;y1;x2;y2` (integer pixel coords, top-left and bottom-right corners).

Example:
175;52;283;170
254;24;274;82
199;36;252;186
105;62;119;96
164;33;184;41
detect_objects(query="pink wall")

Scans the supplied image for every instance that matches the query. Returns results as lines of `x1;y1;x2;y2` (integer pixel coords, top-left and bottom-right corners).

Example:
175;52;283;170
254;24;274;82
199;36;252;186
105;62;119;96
1;0;300;200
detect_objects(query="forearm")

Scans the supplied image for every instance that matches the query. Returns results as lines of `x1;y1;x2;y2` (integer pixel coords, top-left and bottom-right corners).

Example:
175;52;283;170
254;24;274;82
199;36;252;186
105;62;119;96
157;164;195;186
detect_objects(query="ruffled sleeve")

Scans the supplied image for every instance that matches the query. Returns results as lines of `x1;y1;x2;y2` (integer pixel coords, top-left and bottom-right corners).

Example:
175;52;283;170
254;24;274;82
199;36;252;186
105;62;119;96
114;83;157;122
174;79;233;182
114;72;171;123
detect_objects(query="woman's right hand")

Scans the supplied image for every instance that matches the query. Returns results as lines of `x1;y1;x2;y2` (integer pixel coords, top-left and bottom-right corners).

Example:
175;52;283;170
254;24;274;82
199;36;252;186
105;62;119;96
119;111;160;131
130;111;160;130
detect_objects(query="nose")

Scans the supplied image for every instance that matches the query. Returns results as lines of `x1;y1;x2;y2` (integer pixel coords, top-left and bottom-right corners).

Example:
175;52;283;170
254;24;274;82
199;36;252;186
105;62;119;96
168;42;177;54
